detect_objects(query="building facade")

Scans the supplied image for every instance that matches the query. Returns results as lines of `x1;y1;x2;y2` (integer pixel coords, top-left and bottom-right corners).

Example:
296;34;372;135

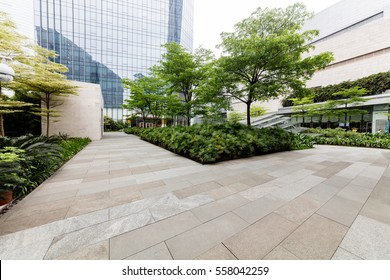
303;0;390;87
34;0;194;120
1;0;194;120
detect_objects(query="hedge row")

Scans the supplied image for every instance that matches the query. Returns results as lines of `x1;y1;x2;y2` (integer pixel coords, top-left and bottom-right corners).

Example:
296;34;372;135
124;123;301;164
282;71;390;107
306;128;390;149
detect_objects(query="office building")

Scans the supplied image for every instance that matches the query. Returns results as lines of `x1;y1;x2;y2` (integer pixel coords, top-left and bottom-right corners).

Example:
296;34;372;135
1;0;194;120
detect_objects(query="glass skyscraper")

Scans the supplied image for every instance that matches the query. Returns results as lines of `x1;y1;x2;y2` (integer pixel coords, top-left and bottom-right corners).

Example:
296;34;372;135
33;0;194;119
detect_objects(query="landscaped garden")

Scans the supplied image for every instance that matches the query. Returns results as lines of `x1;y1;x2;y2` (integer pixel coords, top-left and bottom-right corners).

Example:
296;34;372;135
0;135;90;206
305;128;390;149
124;123;313;164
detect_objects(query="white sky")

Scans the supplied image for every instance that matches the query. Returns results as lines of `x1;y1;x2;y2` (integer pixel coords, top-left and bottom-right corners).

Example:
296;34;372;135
193;0;341;55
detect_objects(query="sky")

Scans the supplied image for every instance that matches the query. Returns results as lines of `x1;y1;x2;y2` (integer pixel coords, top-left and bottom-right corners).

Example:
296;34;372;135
193;0;341;55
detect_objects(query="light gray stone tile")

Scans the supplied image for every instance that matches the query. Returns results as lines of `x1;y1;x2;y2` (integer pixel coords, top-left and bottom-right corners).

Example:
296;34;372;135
317;196;363;227
149;194;214;221
233;195;286;224
275;196;322;224
166;212;249;260
0;238;53;260
125;242;172;260
281;214;348;260
239;182;279;201
44;210;153;259
224;213;297;260
360;197;390;225
337;184;372;204
332;247;362;260
109;211;201;260
191;194;249;222
349;176;380;189
195;243;237;260
263;246;300;260
339;215;390;259
302;183;339;203
55;240;109;260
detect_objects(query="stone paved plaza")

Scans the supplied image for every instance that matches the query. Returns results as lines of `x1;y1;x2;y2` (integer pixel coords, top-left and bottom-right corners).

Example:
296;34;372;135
0;132;389;260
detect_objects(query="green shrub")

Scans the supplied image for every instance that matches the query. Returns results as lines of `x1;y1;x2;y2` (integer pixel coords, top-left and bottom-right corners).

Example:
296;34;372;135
0;135;91;200
282;71;390;106
125;123;298;164
305;128;390;149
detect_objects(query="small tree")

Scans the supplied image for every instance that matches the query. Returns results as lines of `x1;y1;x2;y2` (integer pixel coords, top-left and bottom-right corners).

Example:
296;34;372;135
329;87;368;129
153;43;215;126
290;95;314;127
217;3;333;126
0;11;32;136
123;75;172;126
9;46;78;136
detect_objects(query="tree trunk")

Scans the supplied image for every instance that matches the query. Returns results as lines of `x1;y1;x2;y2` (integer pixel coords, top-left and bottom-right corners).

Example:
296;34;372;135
0;82;4;136
186;107;191;126
246;102;251;126
45;93;51;136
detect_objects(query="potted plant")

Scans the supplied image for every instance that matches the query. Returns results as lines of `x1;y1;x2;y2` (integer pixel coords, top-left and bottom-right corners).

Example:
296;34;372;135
0;148;26;206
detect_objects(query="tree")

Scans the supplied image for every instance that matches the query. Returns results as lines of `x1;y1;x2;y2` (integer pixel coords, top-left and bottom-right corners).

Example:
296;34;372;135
0;11;32;136
290;95;314;127
217;3;333;126
9;46;78;136
328;87;368;129
153;42;215;126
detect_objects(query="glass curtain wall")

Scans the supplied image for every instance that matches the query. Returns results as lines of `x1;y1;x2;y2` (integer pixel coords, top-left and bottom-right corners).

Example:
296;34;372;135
34;0;194;120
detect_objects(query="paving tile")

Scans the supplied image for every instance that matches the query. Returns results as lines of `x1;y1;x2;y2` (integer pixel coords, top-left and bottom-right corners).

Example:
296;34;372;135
337;184;372;204
191;194;249;222
173;181;221;199
349;176;380;189
226;182;252;192
317;196;363;227
0;207;69;235
239;182;279;201
302;183;340;203
44;210;154;259
55;240;109;260
274;196;323;224
204;187;236;200
358;165;386;180
0;238;53;260
331;247;362;260
339;215;390;259
195;243;237;260
166;212;249;260
313;162;352;178
150;194;214;221
281;214;348;260
124;242;173;260
263;246;300;260
224;213;297;260
233;195;286;224
360;197;390;225
109;211;201;260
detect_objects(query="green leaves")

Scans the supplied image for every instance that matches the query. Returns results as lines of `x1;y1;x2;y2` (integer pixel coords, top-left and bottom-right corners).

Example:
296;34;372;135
309;128;390;149
217;3;333;125
125;123;296;164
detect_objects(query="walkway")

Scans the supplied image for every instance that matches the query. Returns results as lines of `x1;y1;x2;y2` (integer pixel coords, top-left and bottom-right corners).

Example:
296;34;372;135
0;132;389;260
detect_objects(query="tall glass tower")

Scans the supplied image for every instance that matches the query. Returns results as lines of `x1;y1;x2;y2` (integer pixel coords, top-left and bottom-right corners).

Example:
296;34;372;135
33;0;194;120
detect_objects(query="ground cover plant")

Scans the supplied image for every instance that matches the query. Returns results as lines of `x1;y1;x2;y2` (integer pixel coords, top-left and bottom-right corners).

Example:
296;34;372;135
306;128;390;149
125;123;309;164
0;135;90;201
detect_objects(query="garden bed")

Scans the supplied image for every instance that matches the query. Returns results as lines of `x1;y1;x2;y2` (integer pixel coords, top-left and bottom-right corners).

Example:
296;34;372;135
124;123;308;164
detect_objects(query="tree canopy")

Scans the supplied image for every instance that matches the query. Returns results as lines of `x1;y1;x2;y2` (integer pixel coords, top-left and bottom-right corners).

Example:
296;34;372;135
217;3;334;125
153;42;218;126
